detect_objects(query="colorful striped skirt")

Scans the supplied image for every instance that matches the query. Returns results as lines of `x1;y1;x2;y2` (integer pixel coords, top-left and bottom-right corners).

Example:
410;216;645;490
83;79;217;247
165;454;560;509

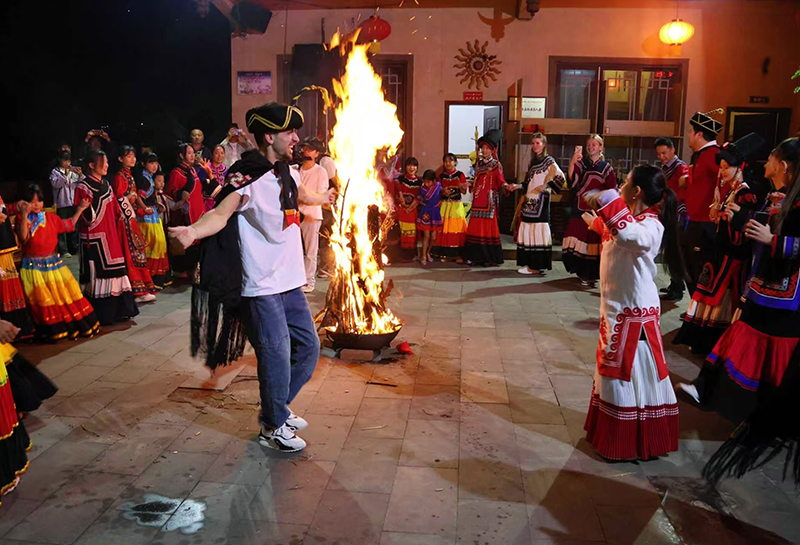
0;252;35;341
140;213;172;289
20;254;99;342
432;201;468;258
0;343;31;504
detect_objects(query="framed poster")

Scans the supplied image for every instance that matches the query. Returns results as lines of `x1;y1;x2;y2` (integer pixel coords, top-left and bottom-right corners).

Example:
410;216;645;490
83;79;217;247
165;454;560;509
508;96;546;120
237;71;272;95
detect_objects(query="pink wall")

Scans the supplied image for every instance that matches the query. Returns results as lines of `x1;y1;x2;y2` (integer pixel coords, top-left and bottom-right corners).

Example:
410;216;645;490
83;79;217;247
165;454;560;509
231;2;800;163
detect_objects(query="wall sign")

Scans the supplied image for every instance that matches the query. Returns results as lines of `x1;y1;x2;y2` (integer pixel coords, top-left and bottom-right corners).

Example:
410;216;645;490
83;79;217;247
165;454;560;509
509;97;546;120
237;71;272;95
749;96;770;104
463;91;484;101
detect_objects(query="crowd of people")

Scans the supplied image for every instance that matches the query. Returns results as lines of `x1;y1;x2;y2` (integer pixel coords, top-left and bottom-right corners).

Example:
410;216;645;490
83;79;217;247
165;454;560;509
0;99;797;502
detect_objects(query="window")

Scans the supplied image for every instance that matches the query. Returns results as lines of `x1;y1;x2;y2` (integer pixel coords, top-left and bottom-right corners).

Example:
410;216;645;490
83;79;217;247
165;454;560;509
548;57;689;178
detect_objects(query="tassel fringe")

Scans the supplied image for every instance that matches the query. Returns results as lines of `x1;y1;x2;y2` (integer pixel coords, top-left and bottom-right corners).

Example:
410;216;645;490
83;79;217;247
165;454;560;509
191;286;247;371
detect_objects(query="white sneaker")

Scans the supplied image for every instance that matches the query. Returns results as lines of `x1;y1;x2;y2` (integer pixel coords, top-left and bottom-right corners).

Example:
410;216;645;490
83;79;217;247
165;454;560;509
286;411;308;431
258;424;306;452
517;267;533;275
135;293;157;304
301;285;314;293
63;253;72;259
677;383;700;403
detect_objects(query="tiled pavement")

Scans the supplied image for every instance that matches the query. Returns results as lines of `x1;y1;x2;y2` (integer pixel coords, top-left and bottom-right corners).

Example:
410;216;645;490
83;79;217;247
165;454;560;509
2;260;800;544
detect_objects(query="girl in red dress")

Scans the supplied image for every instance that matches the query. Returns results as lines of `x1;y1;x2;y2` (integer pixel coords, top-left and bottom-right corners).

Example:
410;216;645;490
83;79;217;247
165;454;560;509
395;157;421;262
17;185;99;341
113;146;157;302
167;143;206;278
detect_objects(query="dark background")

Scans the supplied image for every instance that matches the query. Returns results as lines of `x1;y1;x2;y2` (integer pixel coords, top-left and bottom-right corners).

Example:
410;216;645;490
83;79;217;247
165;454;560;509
0;0;232;194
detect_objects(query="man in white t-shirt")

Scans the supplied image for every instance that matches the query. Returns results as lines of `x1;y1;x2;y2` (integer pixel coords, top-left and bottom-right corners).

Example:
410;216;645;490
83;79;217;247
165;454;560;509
170;103;335;452
296;137;330;293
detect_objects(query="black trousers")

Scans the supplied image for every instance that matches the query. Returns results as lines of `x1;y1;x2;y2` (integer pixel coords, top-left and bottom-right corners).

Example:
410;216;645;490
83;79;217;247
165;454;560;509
680;220;716;294
56;206;79;255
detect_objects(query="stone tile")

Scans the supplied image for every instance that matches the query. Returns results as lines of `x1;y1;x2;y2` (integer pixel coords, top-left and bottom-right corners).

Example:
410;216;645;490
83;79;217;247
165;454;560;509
399;420;459;469
78;342;150;369
51;365;112;396
508;387;564;425
24;415;87;460
461;311;495;329
365;367;416;400
328;437;402;494
306;380;367;416
383;466;458;535
526;470;605;542
180;358;247;391
417;357;461;386
100;356;168;384
595;505;681;545
245;460;335;524
8;472;135;545
542;353;591;376
349;398;411;440
460;371;509;404
326;361;376;381
87;423;185;476
72;495;164;545
502;360;552;389
495;322;534;339
409;384;461;422
295;414;354;462
419;340;461;360
307;490;390;545
457;499;530;545
127;450;218;499
166;409;241;454
35;351;93;379
515;424;575;472
138;400;201;428
380;532;455;545
0;497;41;539
499;338;541;362
16;440;109;500
49;381;131;418
151;481;260;544
202;431;273;487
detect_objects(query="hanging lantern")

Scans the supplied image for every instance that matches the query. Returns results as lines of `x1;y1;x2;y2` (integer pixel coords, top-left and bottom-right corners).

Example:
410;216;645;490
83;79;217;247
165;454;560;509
659;19;695;46
357;15;392;44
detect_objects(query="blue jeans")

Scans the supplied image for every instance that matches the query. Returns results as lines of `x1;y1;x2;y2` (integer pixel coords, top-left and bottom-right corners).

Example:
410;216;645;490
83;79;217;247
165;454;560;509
242;288;320;430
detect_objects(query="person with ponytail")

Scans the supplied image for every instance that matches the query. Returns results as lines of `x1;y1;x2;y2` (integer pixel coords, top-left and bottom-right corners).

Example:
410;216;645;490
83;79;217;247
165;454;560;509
580;164;682;460
677;138;800;425
672;133;765;355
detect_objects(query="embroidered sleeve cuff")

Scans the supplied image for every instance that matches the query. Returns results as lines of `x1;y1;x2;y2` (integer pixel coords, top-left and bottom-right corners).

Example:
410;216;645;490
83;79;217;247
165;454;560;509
597;193;632;233
778;236;800;260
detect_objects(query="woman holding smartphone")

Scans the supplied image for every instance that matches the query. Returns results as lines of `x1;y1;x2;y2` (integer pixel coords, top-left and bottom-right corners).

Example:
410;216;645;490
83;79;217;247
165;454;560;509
676;137;800;425
562;135;617;286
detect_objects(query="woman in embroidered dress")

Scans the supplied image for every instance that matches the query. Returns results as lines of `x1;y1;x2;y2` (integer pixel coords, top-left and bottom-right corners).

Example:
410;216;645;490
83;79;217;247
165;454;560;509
112;146;157;303
563;135;618;286
513;133;566;276
582;164;683;460
167;142;205;278
0;320;34;505
462;129;519;266
431;153;468;261
416;169;443;265
673;134;764;355
136;153;172;290
0;196;35;342
17;185;99;342
75;150;139;325
676;138;800;425
395;157;421;262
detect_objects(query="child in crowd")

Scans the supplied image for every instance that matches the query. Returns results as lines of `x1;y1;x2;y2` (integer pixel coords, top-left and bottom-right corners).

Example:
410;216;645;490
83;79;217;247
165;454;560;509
154;171;185;271
395;157;421;262
17;184;99;341
416;169;443;265
431;153;468;261
137;154;172;289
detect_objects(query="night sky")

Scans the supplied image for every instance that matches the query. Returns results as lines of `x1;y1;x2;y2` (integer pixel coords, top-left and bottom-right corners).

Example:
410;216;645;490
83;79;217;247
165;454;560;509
1;0;231;188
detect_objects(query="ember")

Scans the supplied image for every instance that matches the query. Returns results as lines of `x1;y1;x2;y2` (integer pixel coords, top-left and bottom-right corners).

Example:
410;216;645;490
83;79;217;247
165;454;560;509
317;34;404;345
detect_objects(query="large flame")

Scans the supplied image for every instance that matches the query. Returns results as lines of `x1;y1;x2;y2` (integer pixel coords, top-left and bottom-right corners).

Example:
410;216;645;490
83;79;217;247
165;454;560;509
326;41;404;334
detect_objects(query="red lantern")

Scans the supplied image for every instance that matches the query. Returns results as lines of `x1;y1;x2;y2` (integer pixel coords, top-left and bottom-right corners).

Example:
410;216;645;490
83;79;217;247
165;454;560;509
357;15;391;43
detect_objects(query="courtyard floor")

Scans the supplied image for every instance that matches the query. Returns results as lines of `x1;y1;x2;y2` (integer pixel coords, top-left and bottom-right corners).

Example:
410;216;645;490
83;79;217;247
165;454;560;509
1;260;799;544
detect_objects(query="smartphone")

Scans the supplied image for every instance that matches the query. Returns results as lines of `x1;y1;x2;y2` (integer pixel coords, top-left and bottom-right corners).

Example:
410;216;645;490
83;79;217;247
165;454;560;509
754;211;769;225
575;145;583;155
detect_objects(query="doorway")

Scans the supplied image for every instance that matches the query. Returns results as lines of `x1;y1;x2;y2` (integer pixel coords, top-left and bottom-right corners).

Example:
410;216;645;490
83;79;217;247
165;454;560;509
726;107;793;153
444;102;506;175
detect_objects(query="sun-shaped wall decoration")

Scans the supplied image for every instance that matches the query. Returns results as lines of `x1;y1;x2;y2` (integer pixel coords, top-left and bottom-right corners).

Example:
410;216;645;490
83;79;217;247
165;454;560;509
454;40;503;90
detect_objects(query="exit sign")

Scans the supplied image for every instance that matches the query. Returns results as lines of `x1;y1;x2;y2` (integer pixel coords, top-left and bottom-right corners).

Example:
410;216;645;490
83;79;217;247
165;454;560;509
750;96;770;104
463;91;483;102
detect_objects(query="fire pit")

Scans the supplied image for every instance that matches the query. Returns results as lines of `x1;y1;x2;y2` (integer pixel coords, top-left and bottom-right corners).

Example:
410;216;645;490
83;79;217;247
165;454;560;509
325;327;401;352
314;33;405;360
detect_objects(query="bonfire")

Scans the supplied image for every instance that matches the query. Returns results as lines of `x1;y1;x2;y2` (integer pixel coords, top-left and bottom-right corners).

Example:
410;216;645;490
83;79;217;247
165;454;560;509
316;36;404;350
